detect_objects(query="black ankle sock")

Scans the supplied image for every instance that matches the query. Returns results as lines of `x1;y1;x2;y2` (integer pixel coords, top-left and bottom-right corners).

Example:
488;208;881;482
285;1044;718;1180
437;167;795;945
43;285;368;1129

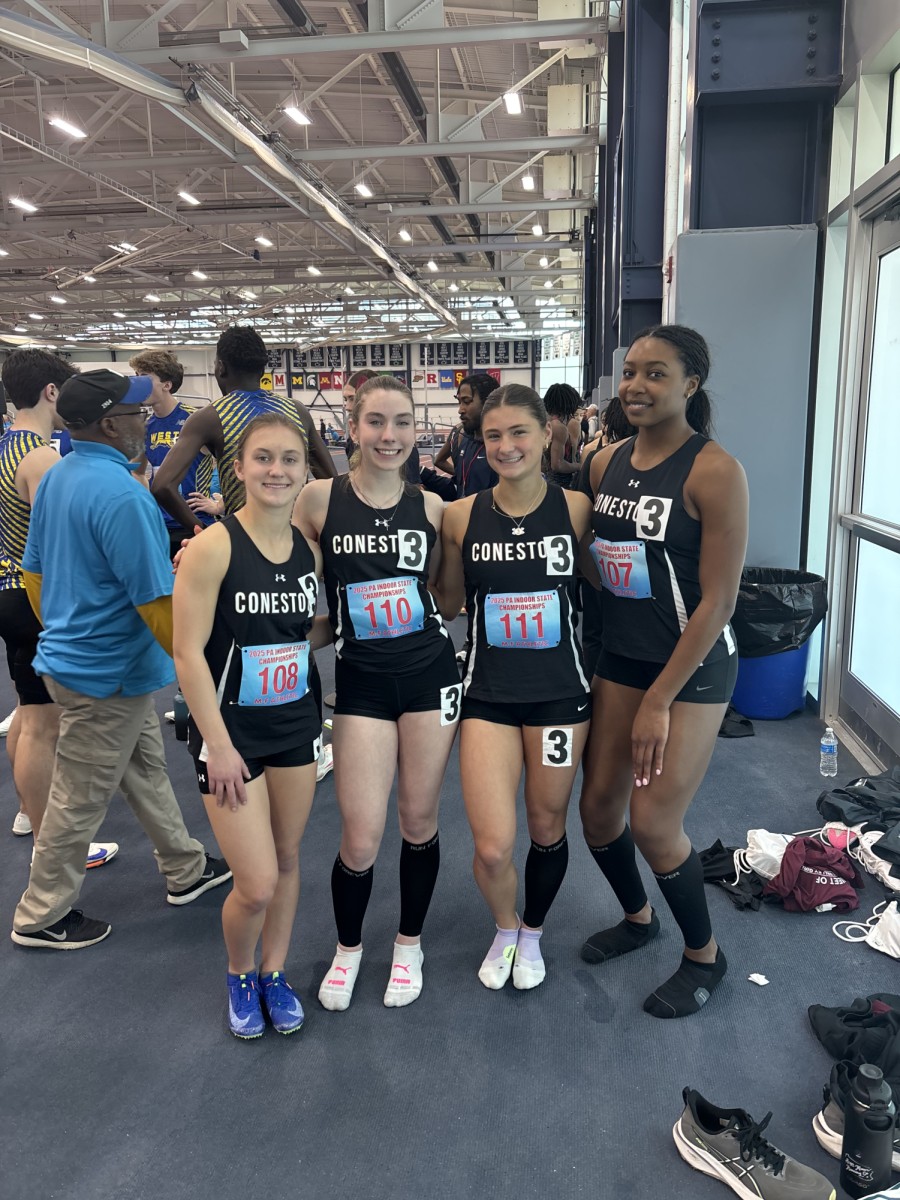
587;826;649;915
522;834;569;927
398;832;440;938
652;848;713;951
643;948;728;1019
580;909;661;963
331;855;373;947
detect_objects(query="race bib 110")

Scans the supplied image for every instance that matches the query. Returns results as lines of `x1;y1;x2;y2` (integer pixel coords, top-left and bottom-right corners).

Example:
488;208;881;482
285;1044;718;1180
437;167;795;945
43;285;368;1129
239;641;309;707
347;576;425;640
590;538;652;599
484;591;561;649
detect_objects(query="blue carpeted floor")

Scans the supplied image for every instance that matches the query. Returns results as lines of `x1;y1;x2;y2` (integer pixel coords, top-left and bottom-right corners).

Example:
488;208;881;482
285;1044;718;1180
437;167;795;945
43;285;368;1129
0;624;890;1200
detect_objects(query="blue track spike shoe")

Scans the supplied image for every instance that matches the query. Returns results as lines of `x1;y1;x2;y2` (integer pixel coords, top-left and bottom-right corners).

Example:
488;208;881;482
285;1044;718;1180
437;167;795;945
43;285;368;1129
226;972;265;1039
258;970;305;1035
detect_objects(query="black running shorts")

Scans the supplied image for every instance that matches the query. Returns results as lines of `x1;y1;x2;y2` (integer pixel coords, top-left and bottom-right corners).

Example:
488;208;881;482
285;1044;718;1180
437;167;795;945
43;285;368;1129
461;692;592;728
595;649;737;704
0;587;52;706
194;736;320;795
333;637;459;722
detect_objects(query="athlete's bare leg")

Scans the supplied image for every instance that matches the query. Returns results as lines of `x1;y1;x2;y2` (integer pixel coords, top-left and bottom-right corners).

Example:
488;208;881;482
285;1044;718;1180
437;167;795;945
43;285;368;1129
13;704;59;838
258;762;316;973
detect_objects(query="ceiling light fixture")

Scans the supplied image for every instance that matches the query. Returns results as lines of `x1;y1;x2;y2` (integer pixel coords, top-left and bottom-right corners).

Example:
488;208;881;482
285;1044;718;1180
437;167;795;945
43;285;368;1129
544;280;553;288
113;312;127;318
449;283;458;292
29;314;42;319
10;197;37;213
427;260;438;272
539;257;549;268
532;224;543;237
178;190;201;206
308;266;322;276
255;235;273;247
242;290;257;299
84;274;96;282
397;229;412;242
48;116;87;138
14;325;26;332
191;269;208;279
521;175;535;191
283;106;312;126
503;91;523;115
0;248;8;257
145;293;161;302
344;286;354;295
355;183;373;198
50;294;66;304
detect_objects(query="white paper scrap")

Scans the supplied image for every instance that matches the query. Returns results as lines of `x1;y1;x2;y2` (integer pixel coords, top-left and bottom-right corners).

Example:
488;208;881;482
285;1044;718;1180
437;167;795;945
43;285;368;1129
748;973;770;986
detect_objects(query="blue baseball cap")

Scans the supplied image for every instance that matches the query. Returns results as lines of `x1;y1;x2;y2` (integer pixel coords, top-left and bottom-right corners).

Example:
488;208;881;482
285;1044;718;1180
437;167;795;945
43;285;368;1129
57;369;152;428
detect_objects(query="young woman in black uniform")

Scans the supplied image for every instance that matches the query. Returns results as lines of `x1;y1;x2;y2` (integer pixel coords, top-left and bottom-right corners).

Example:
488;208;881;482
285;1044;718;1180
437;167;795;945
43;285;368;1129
174;413;327;1039
295;376;459;1011
438;385;594;990
578;325;748;1019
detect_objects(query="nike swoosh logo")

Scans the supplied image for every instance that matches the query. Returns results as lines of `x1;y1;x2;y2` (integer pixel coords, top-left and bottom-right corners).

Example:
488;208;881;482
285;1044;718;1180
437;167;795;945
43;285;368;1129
696;685;712;691
578;703;588;711
229;1006;254;1029
43;928;67;941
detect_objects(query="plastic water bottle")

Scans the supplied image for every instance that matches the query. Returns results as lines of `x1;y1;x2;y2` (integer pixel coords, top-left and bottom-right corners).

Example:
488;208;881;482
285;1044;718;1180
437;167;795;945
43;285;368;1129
840;1064;896;1198
820;727;838;776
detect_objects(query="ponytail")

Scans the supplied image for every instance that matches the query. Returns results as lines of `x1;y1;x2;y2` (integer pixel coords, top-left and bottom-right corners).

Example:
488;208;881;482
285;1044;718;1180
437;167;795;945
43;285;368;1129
685;387;712;438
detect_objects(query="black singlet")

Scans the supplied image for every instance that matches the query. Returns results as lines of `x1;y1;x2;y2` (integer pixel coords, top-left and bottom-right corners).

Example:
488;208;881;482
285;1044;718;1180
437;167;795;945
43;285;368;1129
590;433;735;663
187;516;321;761
461;483;589;704
320;475;448;675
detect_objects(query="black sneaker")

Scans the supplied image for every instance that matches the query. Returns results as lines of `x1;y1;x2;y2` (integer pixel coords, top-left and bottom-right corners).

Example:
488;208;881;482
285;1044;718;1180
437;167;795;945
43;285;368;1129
813;1061;900;1171
11;909;111;950
166;854;232;906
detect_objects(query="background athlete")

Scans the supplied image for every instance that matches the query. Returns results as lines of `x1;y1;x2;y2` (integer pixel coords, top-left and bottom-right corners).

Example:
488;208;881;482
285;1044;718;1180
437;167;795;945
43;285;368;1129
295;376;458;1012
578;324;748;1020
174;412;329;1039
438;384;594;991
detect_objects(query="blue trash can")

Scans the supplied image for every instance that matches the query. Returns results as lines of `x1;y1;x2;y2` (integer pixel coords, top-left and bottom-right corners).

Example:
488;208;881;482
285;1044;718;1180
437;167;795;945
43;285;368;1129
731;641;811;719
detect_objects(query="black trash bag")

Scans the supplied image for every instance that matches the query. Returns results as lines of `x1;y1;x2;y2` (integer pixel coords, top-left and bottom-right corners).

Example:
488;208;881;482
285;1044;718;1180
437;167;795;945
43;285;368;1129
730;567;828;658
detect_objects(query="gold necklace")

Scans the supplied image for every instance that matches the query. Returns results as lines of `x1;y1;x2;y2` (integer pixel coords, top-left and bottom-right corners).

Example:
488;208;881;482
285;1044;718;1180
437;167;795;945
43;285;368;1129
491;479;546;536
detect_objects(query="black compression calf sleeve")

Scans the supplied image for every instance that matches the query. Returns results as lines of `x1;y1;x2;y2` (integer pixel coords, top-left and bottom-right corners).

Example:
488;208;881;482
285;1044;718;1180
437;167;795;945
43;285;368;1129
652;848;713;951
587;826;649;915
331;855;373;947
522;834;569;928
398;832;440;938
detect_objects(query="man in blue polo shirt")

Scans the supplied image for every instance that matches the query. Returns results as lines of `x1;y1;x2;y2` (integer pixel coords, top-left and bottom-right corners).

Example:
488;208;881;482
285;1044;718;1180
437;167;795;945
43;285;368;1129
11;369;231;951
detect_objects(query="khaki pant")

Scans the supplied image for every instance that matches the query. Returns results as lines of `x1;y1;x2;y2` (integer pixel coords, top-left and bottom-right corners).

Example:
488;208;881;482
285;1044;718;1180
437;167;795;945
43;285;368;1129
14;678;206;933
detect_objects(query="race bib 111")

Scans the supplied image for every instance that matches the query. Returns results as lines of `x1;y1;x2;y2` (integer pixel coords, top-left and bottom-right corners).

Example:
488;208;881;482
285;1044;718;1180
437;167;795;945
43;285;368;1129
347;576;425;640
239;641;309;707
484;591;561;649
590;538;652;599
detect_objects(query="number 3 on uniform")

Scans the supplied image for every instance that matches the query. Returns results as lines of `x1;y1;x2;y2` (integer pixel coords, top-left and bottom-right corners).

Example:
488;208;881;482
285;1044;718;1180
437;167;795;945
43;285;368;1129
397;529;427;572
542;726;573;767
440;684;462;726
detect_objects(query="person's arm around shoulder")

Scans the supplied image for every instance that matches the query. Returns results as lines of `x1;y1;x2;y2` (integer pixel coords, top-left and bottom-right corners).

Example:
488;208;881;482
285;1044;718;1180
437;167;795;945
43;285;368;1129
422;489;445;586
433;495;475;619
565;489;602;590
294;400;337;480
292;477;333;543
151;405;220;530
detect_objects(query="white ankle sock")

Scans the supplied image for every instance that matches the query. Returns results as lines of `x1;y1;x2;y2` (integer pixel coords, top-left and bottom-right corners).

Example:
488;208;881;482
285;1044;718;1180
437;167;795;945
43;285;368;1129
383;942;424;1008
478;923;519;990
318;946;362;1011
512;926;545;989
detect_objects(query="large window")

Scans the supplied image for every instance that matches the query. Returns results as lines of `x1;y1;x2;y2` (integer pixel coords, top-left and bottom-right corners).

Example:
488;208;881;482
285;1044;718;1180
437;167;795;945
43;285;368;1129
848;538;900;719
859;243;900;526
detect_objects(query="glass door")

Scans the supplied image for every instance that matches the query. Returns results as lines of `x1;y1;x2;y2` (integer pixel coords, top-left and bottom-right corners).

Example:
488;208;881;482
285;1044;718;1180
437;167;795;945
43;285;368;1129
838;214;900;763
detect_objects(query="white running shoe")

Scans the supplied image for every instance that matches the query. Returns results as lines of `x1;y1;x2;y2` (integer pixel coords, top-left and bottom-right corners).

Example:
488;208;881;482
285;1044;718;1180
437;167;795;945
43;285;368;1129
383;943;424;1008
12;811;32;836
316;743;334;782
163;711;175;723
86;842;119;869
0;707;17;737
318;946;362;1011
478;925;519;990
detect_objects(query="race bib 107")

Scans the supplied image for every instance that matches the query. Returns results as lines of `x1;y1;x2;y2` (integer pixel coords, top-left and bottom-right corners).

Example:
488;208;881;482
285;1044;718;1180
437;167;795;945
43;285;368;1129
347;576;425;640
239;641;309;707
590;538;652;599
484;591;561;649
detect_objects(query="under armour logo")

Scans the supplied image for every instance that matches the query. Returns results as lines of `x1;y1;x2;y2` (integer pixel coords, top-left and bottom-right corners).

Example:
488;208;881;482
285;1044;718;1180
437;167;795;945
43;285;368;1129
275;574;286;582
375;518;389;528
628;479;641;488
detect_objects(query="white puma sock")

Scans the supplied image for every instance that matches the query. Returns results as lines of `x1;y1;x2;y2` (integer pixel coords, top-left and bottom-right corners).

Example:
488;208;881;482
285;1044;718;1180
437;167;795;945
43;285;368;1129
512;926;546;989
383;942;424;1008
318;946;362;1011
477;923;520;990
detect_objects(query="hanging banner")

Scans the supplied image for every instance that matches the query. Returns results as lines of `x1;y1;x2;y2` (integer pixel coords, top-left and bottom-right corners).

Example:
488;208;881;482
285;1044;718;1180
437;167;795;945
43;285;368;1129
307;347;326;369
391;371;408;382
271;371;287;393
291;373;305;391
332;371;344;390
439;369;455;388
389;344;405;367
533;339;543;362
412;370;426;385
513;340;530;365
452;343;469;366
419;344;435;366
425;371;438;386
487;368;502;384
291;349;306;370
435;343;452;366
474;341;491;366
318;373;333;390
304;373;318;391
453;369;466;387
370;344;386;367
351;345;368;368
493;341;510;365
327;346;342;369
261;373;273;390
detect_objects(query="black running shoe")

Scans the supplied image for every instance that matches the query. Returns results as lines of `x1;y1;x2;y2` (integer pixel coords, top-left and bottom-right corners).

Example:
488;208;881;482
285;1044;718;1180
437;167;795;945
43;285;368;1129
813;1061;900;1171
11;909;111;950
166;854;232;906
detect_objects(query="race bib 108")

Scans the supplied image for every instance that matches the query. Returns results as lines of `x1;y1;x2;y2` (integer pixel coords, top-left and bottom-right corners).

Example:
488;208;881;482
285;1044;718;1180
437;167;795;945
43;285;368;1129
347;576;425;640
484;591;561;649
589;538;652;599
239;641;309;707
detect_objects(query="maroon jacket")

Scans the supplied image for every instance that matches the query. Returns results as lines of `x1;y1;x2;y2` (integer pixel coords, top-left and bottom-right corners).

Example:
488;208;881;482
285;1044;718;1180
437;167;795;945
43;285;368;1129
762;836;864;913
